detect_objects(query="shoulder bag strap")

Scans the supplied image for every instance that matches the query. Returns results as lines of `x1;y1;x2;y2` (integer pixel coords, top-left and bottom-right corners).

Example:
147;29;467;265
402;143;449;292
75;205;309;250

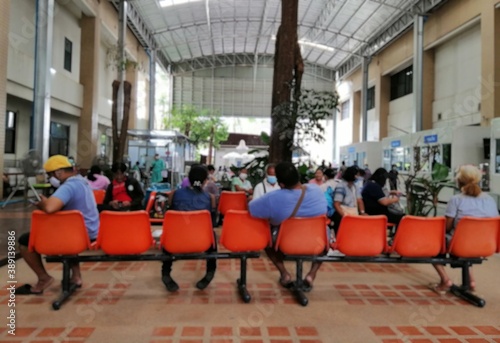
289;185;306;219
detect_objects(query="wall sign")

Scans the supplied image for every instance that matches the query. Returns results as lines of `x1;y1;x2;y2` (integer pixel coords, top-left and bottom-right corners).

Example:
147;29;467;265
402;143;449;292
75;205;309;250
424;134;438;144
348;147;356;153
391;140;401;148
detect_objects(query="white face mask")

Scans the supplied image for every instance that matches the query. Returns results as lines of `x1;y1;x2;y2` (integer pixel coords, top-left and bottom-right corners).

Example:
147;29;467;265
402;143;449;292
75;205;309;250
49;176;60;188
240;173;248;180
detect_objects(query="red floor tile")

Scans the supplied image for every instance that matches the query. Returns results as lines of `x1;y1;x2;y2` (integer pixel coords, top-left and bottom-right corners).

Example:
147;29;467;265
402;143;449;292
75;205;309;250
211;327;233;336
239;327;261;336
181;327;204;336
423;327;450;335
36;328;65;337
371;327;396;336
437;339;462;343
241;340;264;343
449;326;477;335
382;340;404;343
179;340;203;343
11;328;37;337
466;339;495;343
152;327;176;336
396;327;423;336
67;327;95;338
210;340;234;343
298;340;322;343
295;327;318;336
270;340;293;343
267;327;290;336
409;340;433;343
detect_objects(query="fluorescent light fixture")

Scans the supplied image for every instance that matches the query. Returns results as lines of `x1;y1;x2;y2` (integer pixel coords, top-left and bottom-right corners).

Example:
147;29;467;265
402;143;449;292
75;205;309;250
270;35;334;52
50;68;56;75
159;0;200;7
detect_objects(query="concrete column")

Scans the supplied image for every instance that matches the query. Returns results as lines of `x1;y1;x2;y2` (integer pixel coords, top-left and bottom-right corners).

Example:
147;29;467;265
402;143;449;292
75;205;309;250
361;56;369;141
352;91;361;143
0;0;11;197
422;49;435;130
413;14;424;132
480;4;500;124
78;15;100;169
375;72;390;140
33;0;55;161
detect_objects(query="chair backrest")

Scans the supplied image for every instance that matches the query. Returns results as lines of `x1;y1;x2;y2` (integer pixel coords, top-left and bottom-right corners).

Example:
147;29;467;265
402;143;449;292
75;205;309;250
97;211;153;254
161;210;215;253
275;216;329;255
218;191;247;215
93;189;106;205
391;215;446;257
220;210;271;252
448;216;500;258
29;210;91;255
144;191;157;214
334;215;388;256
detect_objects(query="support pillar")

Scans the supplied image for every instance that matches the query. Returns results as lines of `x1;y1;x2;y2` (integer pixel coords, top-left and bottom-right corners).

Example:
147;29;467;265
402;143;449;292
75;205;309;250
375;71;390;140
352;91;361;143
413;14;424;133
78;15;100;169
149;49;156;130
33;0;55;161
422;49;435;130
0;0;11;197
480;4;500;124
361;56;370;141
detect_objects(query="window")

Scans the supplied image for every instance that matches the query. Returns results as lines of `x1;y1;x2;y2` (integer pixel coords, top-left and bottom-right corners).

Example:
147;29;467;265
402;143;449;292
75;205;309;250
64;38;72;72
4;111;16;154
50;121;70;156
390;65;413;100
366;86;375;110
340;100;350;120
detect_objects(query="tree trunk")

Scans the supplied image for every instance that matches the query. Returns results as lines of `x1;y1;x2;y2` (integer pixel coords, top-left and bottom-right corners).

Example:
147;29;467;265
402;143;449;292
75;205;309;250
112;80;132;163
269;0;303;163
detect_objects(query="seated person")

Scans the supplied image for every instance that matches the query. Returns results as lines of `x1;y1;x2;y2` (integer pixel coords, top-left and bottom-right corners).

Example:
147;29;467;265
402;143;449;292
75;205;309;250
361;167;404;227
430;165;498;294
249;162;327;291
86;165;110;191
161;165;217;292
231;168;253;198
2;173;11;198
331;166;367;235
98;162;144;212
252;164;280;200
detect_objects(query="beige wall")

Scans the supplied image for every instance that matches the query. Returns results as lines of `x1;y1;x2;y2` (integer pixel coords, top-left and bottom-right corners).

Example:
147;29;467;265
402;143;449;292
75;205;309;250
341;0;500;141
0;0;11;197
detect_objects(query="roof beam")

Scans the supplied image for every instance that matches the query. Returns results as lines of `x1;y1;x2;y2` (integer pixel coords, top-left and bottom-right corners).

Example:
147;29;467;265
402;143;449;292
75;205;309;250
170;53;335;81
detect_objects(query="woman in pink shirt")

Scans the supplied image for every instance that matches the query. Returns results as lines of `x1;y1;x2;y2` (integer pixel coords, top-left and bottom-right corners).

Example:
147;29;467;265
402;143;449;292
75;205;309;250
86;165;110;190
308;168;325;186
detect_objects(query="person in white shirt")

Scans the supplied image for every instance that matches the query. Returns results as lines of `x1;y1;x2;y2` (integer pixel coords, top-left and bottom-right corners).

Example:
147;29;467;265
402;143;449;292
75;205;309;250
252;164;281;200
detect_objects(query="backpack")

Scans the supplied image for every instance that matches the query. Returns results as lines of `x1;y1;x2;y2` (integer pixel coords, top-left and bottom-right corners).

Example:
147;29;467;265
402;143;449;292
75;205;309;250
150;191;170;219
325;186;335;217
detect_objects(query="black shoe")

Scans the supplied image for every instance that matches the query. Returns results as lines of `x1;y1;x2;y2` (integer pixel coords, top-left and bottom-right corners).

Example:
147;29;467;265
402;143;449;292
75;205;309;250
196;271;215;290
162;275;179;292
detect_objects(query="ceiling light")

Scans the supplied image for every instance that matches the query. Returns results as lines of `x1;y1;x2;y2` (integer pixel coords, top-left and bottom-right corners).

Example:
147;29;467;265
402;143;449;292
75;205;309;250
159;0;200;7
50;68;56;75
270;36;334;52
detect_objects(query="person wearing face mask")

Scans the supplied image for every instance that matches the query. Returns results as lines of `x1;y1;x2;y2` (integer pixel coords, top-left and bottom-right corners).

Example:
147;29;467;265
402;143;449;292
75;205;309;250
252;164;280;200
16;155;99;295
231;168;253;197
331;166;367;235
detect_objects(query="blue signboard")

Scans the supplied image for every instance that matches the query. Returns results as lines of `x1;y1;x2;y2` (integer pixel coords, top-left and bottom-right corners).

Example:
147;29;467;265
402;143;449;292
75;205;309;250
424;134;438;144
391;140;401;148
347;147;356;153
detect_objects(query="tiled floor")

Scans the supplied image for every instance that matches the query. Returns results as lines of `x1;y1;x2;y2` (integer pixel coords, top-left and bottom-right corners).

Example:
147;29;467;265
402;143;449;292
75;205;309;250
1;203;500;343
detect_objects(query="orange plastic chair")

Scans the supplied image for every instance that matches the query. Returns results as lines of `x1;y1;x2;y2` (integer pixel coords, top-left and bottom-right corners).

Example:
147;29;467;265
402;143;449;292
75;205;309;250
389;215;446;257
333;215;388;256
161;210;215;253
92;189;106;205
275;216;329;255
220;210;271;252
448;216;500;258
97;211;154;255
218;191;247;216
144;191;171;224
29;210;91;255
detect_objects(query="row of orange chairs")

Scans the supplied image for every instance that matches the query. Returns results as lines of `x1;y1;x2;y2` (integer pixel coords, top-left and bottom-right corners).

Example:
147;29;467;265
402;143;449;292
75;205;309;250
30;209;270;310
275;214;500;307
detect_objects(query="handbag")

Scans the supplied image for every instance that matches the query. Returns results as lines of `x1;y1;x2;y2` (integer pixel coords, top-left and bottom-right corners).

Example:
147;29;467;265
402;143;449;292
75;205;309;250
340;205;359;216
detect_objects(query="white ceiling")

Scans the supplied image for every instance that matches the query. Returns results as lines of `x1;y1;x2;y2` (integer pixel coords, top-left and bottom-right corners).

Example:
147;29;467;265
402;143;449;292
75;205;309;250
129;0;427;73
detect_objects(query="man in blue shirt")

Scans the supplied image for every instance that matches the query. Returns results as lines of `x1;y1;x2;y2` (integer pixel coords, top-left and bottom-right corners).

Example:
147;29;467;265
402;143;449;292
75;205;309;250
16;155;99;295
249;162;327;291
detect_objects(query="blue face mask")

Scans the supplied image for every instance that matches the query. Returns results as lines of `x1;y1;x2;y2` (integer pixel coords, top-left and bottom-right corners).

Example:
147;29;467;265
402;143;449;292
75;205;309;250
266;175;277;184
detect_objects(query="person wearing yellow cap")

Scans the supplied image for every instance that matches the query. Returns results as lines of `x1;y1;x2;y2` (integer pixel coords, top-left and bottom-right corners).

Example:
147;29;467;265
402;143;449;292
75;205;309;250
16;155;99;295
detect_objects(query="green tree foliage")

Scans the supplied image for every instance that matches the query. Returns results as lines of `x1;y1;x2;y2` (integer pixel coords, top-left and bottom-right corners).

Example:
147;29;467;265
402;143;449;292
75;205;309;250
163;105;229;162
